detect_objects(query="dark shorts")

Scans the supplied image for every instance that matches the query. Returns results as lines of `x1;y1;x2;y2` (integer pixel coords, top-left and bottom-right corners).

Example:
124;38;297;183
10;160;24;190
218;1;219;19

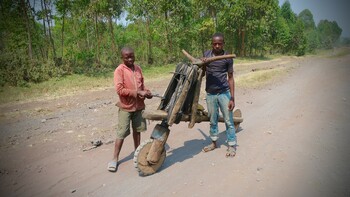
116;109;147;139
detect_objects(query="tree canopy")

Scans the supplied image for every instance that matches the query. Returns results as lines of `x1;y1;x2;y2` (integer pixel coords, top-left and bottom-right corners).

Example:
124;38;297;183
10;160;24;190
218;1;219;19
0;0;344;86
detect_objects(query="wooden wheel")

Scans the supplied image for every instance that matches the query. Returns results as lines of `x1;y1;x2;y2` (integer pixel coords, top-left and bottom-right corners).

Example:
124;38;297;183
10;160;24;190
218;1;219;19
133;139;166;176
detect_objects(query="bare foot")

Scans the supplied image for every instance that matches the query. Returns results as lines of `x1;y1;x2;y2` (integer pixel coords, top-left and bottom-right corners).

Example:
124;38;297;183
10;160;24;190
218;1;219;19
226;146;236;157
202;142;217;152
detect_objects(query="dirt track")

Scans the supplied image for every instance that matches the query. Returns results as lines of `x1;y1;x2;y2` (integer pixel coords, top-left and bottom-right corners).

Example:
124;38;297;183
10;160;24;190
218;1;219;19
1;53;350;197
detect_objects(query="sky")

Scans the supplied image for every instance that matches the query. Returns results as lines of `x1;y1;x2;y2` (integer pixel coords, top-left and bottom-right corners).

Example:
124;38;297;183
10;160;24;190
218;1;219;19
279;0;350;37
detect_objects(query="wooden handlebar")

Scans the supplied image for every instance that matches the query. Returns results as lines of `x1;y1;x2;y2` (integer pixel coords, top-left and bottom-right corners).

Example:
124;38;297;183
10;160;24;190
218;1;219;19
182;49;236;67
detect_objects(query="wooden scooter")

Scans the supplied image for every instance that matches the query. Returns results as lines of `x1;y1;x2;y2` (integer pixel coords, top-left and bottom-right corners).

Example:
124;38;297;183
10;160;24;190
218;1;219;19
133;50;243;176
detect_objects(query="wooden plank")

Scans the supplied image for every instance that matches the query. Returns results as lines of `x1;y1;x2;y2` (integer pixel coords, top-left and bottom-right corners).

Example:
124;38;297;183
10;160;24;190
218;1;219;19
188;69;203;128
167;67;195;126
142;109;243;123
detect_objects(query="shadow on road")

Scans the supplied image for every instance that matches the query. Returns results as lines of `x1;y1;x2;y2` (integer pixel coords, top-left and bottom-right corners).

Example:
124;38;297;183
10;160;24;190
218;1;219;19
159;128;220;172
118;152;134;165
159;126;244;173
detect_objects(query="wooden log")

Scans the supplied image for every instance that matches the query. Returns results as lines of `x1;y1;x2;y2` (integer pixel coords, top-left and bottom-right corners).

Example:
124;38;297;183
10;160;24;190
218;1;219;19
143;109;244;123
181;49;236;67
188;69;203;128
167;67;195;126
146;124;170;164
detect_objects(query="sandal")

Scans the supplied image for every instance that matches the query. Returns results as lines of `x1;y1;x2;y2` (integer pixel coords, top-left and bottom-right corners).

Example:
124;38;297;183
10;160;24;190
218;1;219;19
226;146;236;157
202;143;216;152
107;161;118;172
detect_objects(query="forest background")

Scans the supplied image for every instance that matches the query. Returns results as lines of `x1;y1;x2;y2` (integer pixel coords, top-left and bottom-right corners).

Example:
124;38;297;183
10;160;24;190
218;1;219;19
0;0;347;88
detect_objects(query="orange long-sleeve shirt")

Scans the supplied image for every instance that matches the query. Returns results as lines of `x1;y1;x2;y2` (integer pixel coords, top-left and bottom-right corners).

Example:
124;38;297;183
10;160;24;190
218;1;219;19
114;64;148;112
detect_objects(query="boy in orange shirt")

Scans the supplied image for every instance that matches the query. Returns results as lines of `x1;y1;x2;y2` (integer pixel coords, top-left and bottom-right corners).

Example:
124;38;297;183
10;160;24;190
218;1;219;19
108;47;152;172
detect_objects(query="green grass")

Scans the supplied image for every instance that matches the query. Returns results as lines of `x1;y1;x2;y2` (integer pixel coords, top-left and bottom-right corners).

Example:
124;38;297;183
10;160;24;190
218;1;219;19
311;47;350;58
0;64;177;105
0;74;112;104
236;66;291;88
141;64;176;80
235;56;272;64
3;46;346;105
327;47;350;58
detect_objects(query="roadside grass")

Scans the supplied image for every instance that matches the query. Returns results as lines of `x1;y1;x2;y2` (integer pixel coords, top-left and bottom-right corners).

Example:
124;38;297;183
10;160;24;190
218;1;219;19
0;74;113;104
235;56;272;63
4;46;346;105
141;64;176;80
312;47;350;58
327;47;350;58
236;66;292;88
0;64;176;105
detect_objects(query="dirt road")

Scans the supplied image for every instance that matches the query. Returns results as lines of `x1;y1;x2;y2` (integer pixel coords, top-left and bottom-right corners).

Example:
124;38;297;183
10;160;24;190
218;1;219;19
1;53;350;197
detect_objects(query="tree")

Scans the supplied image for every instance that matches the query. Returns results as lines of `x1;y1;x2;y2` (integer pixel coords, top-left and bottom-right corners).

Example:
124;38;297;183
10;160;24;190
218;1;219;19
193;0;224;32
280;0;296;24
96;0;127;64
298;9;318;52
278;1;306;55
20;0;33;60
55;0;70;61
128;0;159;64
272;16;291;53
291;19;307;56
298;9;315;31
1;0;344;86
317;20;342;49
43;0;57;60
306;29;320;52
222;0;279;56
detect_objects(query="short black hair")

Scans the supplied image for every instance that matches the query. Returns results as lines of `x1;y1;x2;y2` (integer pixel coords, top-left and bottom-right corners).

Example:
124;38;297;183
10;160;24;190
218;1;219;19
121;46;134;55
212;32;224;40
212;32;224;39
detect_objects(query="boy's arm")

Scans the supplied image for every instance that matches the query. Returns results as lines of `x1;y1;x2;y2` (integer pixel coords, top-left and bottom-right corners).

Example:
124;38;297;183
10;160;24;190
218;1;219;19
228;71;235;111
114;68;137;97
139;68;153;99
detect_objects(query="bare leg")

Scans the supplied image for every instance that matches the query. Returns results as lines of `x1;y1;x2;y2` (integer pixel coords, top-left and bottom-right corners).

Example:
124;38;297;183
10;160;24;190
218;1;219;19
108;138;123;172
112;138;124;162
133;130;141;150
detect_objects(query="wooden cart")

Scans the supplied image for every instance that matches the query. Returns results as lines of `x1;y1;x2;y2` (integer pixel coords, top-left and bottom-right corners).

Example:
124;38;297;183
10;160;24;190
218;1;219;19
133;50;243;176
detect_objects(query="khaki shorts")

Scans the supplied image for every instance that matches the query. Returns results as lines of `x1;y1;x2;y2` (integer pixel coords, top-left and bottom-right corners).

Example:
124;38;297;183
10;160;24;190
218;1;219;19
116;108;147;139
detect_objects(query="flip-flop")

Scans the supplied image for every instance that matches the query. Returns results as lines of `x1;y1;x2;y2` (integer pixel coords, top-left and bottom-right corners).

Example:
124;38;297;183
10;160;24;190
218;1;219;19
202;144;216;152
226;146;236;157
107;161;118;172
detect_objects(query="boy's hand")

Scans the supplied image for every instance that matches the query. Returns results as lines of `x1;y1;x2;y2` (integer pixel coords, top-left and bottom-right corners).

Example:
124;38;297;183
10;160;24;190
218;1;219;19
145;90;153;99
228;100;235;111
200;57;208;64
137;90;153;99
137;90;147;99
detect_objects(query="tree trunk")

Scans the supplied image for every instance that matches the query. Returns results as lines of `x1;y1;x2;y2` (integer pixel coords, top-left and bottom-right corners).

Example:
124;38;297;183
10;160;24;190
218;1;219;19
164;11;172;63
241;29;245;57
146;16;153;64
140;21;146;63
231;31;235;53
20;0;33;60
44;0;56;60
40;0;48;59
211;8;218;32
60;0;67;60
28;0;41;59
237;28;241;56
108;15;117;65
95;13;100;63
201;31;205;54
